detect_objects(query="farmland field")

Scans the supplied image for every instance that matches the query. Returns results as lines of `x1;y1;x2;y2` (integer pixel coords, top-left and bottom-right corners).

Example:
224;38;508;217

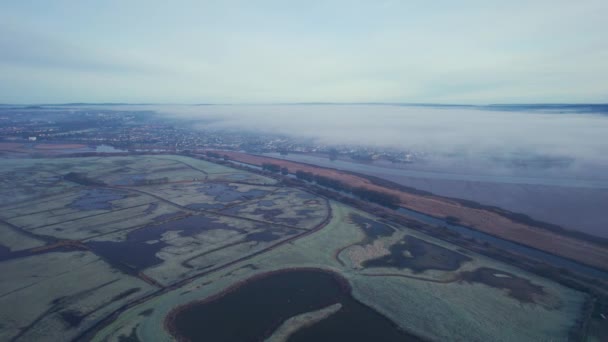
0;155;594;341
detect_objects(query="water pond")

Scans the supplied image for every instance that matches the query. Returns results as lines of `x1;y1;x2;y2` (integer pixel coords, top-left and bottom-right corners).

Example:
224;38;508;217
167;269;420;341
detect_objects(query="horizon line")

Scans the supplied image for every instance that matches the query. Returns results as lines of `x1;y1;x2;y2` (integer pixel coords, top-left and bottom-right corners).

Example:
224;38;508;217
2;102;608;107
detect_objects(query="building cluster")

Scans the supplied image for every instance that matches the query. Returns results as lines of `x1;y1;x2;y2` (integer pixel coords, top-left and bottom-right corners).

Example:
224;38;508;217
0;107;424;163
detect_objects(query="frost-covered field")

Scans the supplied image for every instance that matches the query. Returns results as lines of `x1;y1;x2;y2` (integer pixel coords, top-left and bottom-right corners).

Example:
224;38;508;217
92;202;587;342
0;155;334;340
0;155;589;341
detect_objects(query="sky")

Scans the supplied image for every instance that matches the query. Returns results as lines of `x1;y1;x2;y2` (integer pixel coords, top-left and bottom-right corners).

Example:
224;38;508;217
1;1;607;104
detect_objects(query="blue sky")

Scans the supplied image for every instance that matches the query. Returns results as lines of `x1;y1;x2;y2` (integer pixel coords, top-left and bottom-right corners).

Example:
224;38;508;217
1;1;607;104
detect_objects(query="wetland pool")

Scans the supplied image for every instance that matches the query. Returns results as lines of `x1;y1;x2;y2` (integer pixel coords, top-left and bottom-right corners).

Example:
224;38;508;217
166;269;421;341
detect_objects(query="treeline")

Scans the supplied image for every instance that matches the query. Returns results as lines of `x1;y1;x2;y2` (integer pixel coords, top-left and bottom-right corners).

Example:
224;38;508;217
295;170;399;208
205;151;230;160
262;163;288;175
295;170;314;182
359;166;608;248
352;188;400;208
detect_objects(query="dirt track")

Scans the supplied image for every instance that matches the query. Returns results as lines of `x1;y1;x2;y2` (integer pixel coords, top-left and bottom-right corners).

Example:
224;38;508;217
34;143;87;149
220;151;608;272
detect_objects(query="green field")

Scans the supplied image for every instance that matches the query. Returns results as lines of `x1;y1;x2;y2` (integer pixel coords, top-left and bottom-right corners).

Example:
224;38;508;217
0;155;590;341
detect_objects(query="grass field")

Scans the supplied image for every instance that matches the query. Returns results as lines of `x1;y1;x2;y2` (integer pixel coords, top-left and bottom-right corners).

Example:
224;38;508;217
93;201;587;342
0;155;591;341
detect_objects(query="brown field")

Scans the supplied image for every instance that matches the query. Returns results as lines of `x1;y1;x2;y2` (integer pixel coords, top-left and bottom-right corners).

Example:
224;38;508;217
0;143;27;152
220;151;608;271
0;142;87;154
34;143;87;150
0;143;25;149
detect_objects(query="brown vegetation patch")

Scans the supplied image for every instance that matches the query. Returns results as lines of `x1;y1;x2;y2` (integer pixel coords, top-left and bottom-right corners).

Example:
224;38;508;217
219;151;608;271
304;199;320;206
0;142;28;153
34;143;87;150
0;142;25;150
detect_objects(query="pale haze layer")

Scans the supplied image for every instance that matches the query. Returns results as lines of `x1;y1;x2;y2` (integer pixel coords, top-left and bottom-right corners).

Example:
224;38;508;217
1;1;607;104
134;102;607;236
128;104;608;173
153;103;608;237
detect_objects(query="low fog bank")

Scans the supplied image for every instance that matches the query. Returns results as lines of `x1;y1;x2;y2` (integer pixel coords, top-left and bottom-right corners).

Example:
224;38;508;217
141;104;608;177
86;103;608;235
